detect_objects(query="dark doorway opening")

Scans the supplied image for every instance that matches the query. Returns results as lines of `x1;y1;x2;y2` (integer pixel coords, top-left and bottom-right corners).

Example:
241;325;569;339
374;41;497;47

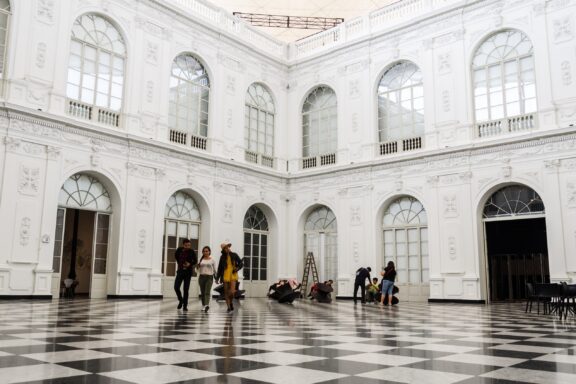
485;218;549;302
61;208;95;297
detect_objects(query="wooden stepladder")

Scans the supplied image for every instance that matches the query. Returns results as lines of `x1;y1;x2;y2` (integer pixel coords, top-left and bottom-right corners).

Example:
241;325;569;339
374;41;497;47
300;252;319;298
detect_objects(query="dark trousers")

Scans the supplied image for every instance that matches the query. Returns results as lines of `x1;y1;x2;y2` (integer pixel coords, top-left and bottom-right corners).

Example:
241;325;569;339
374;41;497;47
353;282;366;303
174;269;192;306
198;274;214;306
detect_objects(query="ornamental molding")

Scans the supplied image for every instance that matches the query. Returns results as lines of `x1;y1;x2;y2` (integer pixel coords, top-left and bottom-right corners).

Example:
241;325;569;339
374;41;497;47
18;166;40;196
19;218;32;247
137;187;152;211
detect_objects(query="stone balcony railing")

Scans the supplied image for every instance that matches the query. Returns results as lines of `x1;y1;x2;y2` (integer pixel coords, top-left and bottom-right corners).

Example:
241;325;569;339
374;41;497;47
67;99;121;128
302;153;337;169
379;136;423;156
477;113;536;138
169;129;207;150
245;150;275;168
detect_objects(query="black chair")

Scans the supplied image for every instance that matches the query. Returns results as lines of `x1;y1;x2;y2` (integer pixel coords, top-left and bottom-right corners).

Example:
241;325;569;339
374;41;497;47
525;282;538;313
560;284;576;319
534;283;563;315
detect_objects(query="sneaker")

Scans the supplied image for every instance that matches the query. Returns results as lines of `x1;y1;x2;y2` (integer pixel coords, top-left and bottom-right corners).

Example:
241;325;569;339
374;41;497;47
204;305;209;313
177;301;183;309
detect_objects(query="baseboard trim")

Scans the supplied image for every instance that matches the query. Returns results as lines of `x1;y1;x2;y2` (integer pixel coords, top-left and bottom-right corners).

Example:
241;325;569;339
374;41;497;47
336;296;355;300
0;295;52;300
107;295;163;299
428;298;486;304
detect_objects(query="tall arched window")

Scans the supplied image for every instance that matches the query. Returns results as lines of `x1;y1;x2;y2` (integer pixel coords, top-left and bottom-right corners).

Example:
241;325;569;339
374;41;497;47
473;30;536;137
66;14;126;127
302;86;337;168
245;83;275;168
0;1;10;85
383;197;428;284
377;61;424;154
483;185;544;218
243;206;269;282
304;206;337;290
168;54;210;150
162;191;201;277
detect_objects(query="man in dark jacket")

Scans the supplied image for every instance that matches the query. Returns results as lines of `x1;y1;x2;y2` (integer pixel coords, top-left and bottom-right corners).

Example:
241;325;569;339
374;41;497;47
353;266;372;304
216;242;243;313
174;239;197;311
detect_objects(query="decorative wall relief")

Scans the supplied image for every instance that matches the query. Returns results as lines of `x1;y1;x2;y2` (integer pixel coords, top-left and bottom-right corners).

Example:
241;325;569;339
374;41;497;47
46;146;61;160
441;90;451;112
91;154;101;167
394;180;403;191
226;109;233;129
553;16;573;43
438;53;451;74
567;181;576;208
226;76;236;95
36;42;47;68
443;195;458;218
138;229;146;254
20;218;32;246
350;206;361;226
18;166;40;196
146;81;154;103
352;241;359;263
349;79;359;99
137;187;152;211
448;236;456;260
36;0;55;24
146;41;159;65
501;166;512;178
561;61;572;86
223;202;233;223
351;112;359;133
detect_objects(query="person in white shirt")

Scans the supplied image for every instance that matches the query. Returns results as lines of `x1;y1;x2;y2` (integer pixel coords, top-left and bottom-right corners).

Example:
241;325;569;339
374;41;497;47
196;246;216;313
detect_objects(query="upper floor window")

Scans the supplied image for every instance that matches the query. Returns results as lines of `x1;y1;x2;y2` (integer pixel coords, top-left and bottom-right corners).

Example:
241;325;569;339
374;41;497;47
377;61;424;155
66;14;126;127
168;54;210;150
0;1;10;82
302;86;337;168
245;83;275;168
473;30;537;137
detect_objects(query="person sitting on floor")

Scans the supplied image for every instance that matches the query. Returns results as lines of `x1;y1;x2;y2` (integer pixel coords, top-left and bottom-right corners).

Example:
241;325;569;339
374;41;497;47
366;277;380;303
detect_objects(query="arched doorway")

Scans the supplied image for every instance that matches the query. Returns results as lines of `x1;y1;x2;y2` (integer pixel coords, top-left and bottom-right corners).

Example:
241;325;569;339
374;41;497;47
242;205;269;297
483;184;548;301
304;206;337;294
161;191;201;298
382;196;429;301
51;173;113;298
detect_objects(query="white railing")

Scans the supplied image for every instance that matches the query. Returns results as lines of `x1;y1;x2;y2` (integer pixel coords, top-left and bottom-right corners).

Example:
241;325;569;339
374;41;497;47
379;136;422;156
477;113;536;138
245;150;275;168
302;153;337;169
169;129;207;150
165;0;284;57
291;0;460;59
67;99;120;128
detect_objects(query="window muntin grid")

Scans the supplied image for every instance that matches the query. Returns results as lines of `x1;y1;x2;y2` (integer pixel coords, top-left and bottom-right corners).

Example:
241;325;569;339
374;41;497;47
58;173;112;212
0;1;10;79
483;185;545;218
473;30;536;123
245;83;275;156
243;206;269;282
378;61;424;142
382;197;428;284
165;191;201;221
304;206;337;232
169;54;210;138
302;86;337;157
66;14;126;111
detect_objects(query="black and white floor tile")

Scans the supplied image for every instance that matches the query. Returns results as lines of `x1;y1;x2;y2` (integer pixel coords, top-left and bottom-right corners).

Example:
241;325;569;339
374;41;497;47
0;298;575;383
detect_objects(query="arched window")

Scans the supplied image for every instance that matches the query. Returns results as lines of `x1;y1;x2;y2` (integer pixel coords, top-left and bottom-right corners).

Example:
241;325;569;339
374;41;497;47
162;191;201;277
473;30;536;137
168;54;210;150
245;83;275;167
302;86;337;168
382;197;428;284
377;61;424;149
304;206;337;288
483;185;544;218
0;1;10;83
58;174;112;212
243;206;269;282
66;14;126;126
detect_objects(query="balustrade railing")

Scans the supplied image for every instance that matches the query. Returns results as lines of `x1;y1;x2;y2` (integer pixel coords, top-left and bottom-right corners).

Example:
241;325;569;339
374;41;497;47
67;99;120;128
477;113;536;138
379;136;422;156
169;129;207;150
244;150;275;168
302;153;337;169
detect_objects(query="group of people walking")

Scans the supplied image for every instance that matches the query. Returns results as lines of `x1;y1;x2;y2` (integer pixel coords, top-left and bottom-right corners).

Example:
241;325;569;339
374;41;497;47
174;239;243;313
353;261;397;306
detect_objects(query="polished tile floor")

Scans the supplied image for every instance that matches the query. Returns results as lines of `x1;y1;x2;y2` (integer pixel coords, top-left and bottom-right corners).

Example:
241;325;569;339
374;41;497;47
0;298;575;383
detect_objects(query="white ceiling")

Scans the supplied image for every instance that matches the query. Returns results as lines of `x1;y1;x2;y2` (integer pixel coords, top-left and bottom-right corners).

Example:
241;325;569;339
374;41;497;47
207;0;399;42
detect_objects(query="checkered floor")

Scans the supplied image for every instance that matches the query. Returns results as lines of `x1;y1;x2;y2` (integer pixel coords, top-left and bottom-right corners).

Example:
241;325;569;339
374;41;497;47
0;299;576;384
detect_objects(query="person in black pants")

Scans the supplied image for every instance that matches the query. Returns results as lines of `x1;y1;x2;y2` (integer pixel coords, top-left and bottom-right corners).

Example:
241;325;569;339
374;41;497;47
353;266;372;304
174;239;197;311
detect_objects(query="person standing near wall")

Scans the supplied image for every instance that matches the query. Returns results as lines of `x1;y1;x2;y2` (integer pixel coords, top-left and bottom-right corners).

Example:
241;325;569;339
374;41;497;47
380;261;397;306
197;245;216;313
216;242;243;313
353;266;372;304
174;239;197;311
